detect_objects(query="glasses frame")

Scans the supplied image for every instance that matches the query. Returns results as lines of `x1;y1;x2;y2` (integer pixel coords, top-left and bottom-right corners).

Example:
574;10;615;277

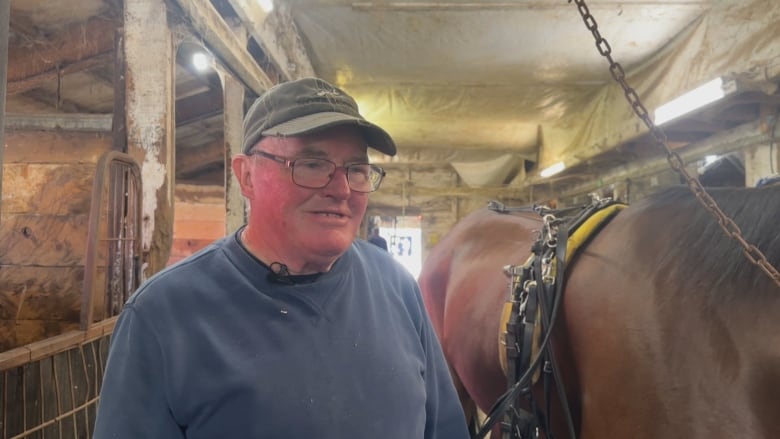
247;149;386;193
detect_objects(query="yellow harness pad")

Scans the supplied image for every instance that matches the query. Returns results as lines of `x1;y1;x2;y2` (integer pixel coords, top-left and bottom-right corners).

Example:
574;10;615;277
499;203;626;376
499;301;514;374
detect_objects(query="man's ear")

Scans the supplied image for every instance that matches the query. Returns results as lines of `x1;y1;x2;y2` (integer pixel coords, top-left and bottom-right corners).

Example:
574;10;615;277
231;155;255;199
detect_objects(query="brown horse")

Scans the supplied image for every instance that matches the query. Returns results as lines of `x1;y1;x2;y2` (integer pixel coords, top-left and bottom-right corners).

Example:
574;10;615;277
419;185;780;438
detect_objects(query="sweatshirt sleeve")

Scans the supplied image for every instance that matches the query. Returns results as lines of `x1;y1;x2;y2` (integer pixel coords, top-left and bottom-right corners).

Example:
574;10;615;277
418;286;471;439
93;306;184;439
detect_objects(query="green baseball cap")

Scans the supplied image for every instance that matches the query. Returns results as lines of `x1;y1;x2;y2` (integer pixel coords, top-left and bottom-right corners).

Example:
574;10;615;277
243;77;396;156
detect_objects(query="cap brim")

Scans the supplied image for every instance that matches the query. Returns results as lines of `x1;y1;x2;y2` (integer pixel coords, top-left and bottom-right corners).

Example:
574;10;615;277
262;112;397;156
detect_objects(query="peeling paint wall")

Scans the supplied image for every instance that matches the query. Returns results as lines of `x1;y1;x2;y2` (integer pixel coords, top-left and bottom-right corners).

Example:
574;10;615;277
124;0;175;275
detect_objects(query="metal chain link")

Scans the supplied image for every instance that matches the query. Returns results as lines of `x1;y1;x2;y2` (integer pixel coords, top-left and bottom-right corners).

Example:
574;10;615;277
569;0;780;288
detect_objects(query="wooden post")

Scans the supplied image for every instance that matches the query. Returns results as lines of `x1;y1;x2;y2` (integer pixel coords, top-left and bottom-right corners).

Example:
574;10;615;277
112;25;127;153
0;0;11;220
223;74;248;234
124;0;176;276
745;145;775;187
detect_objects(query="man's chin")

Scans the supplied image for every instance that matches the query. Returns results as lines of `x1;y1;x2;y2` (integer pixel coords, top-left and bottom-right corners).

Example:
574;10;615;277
306;235;353;257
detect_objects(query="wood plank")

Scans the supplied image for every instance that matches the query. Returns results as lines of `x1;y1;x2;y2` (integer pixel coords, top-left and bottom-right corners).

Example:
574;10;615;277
8;53;113;95
125;0;175;275
165;0;273;94
0;0;8;213
0;266;107;320
4;113;113;132
170;238;214;257
0;319;20;353
175;183;225;202
3;130;111;164
113;26;127;153
223;75;246;232
0;341;107;437
0;214;89;266
0;318;115;369
173;218;226;240
7;16;116;83
168;237;215;265
175;87;224;127
0;319;80;352
1;163;94;215
175;201;226;220
176;137;225;176
226;0;315;80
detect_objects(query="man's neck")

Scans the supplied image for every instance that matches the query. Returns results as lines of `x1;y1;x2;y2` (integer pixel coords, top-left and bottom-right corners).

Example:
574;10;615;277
240;227;337;274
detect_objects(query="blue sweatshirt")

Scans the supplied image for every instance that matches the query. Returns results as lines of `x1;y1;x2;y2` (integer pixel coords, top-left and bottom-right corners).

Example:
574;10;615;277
93;230;469;439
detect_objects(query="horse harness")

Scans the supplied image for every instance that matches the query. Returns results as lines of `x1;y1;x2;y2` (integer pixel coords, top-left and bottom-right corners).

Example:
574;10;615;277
476;198;626;439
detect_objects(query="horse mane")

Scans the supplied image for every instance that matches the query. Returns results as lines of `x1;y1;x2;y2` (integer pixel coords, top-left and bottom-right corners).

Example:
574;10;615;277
634;185;780;298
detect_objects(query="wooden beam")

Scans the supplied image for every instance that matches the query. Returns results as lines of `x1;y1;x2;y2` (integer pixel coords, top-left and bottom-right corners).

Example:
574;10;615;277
4;113;112;132
0;214;89;266
166;0;274;95
7;16;116;83
1;0;10;221
175;183;225;201
176;138;224;176
176;87;224;126
553;120;770;198
112;26;127;152
125;0;175;275
369;147;535;166
2;131;111;164
21;88;90;113
225;0;314;81
8;9;43;43
223;74;247;233
372;184;531;199
7;53;113;95
0;317;116;372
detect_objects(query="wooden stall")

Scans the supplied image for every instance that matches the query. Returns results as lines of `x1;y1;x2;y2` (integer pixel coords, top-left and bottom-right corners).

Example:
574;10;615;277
0;130;111;351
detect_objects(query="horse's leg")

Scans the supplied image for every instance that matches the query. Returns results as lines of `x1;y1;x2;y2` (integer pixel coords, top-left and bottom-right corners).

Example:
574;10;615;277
451;380;500;439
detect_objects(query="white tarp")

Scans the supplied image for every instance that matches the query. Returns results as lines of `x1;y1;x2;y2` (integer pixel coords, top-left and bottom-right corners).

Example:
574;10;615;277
286;0;778;191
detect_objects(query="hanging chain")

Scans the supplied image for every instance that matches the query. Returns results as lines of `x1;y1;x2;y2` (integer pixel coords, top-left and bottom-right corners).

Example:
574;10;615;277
569;0;780;288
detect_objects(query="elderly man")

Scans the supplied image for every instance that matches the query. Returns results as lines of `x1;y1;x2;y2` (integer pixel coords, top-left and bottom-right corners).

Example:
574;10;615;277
93;77;470;439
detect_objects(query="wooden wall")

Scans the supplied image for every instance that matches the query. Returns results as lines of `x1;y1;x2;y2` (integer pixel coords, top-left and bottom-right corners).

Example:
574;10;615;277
0;130;110;352
167;184;227;266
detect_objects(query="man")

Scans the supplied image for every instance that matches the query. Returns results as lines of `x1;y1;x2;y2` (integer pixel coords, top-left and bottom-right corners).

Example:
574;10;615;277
93;77;469;439
368;226;389;250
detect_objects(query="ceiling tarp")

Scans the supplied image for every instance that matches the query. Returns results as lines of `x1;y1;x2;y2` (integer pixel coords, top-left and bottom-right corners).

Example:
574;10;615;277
287;0;779;189
289;0;711;162
541;0;780;173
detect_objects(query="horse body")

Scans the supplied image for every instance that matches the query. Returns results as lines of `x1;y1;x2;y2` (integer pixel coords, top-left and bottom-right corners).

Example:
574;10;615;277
419;186;780;438
419;209;542;415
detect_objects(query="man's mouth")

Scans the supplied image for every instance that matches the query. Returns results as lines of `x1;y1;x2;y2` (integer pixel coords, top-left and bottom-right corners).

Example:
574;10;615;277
315;211;346;218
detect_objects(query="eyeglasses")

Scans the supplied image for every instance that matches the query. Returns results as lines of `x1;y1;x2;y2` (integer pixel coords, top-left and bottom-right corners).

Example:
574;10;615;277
247;149;386;193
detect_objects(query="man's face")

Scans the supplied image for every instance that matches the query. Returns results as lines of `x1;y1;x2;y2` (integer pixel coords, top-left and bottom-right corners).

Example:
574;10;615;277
233;125;371;270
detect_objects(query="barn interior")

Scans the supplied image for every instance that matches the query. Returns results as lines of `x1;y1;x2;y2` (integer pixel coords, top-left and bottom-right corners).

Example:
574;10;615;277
0;0;778;436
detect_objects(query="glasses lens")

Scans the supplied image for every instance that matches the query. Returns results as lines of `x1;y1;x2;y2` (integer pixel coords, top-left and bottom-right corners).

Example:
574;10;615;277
347;164;384;193
290;158;384;192
292;158;335;188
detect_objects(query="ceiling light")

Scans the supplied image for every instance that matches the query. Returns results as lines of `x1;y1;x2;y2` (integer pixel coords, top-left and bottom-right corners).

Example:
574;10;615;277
257;0;274;12
654;77;736;125
540;161;566;178
192;52;210;72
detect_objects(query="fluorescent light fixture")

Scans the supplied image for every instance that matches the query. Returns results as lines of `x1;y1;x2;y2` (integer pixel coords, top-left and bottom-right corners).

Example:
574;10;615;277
257;0;274;12
540;161;566;178
654;78;731;125
192;52;210;72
